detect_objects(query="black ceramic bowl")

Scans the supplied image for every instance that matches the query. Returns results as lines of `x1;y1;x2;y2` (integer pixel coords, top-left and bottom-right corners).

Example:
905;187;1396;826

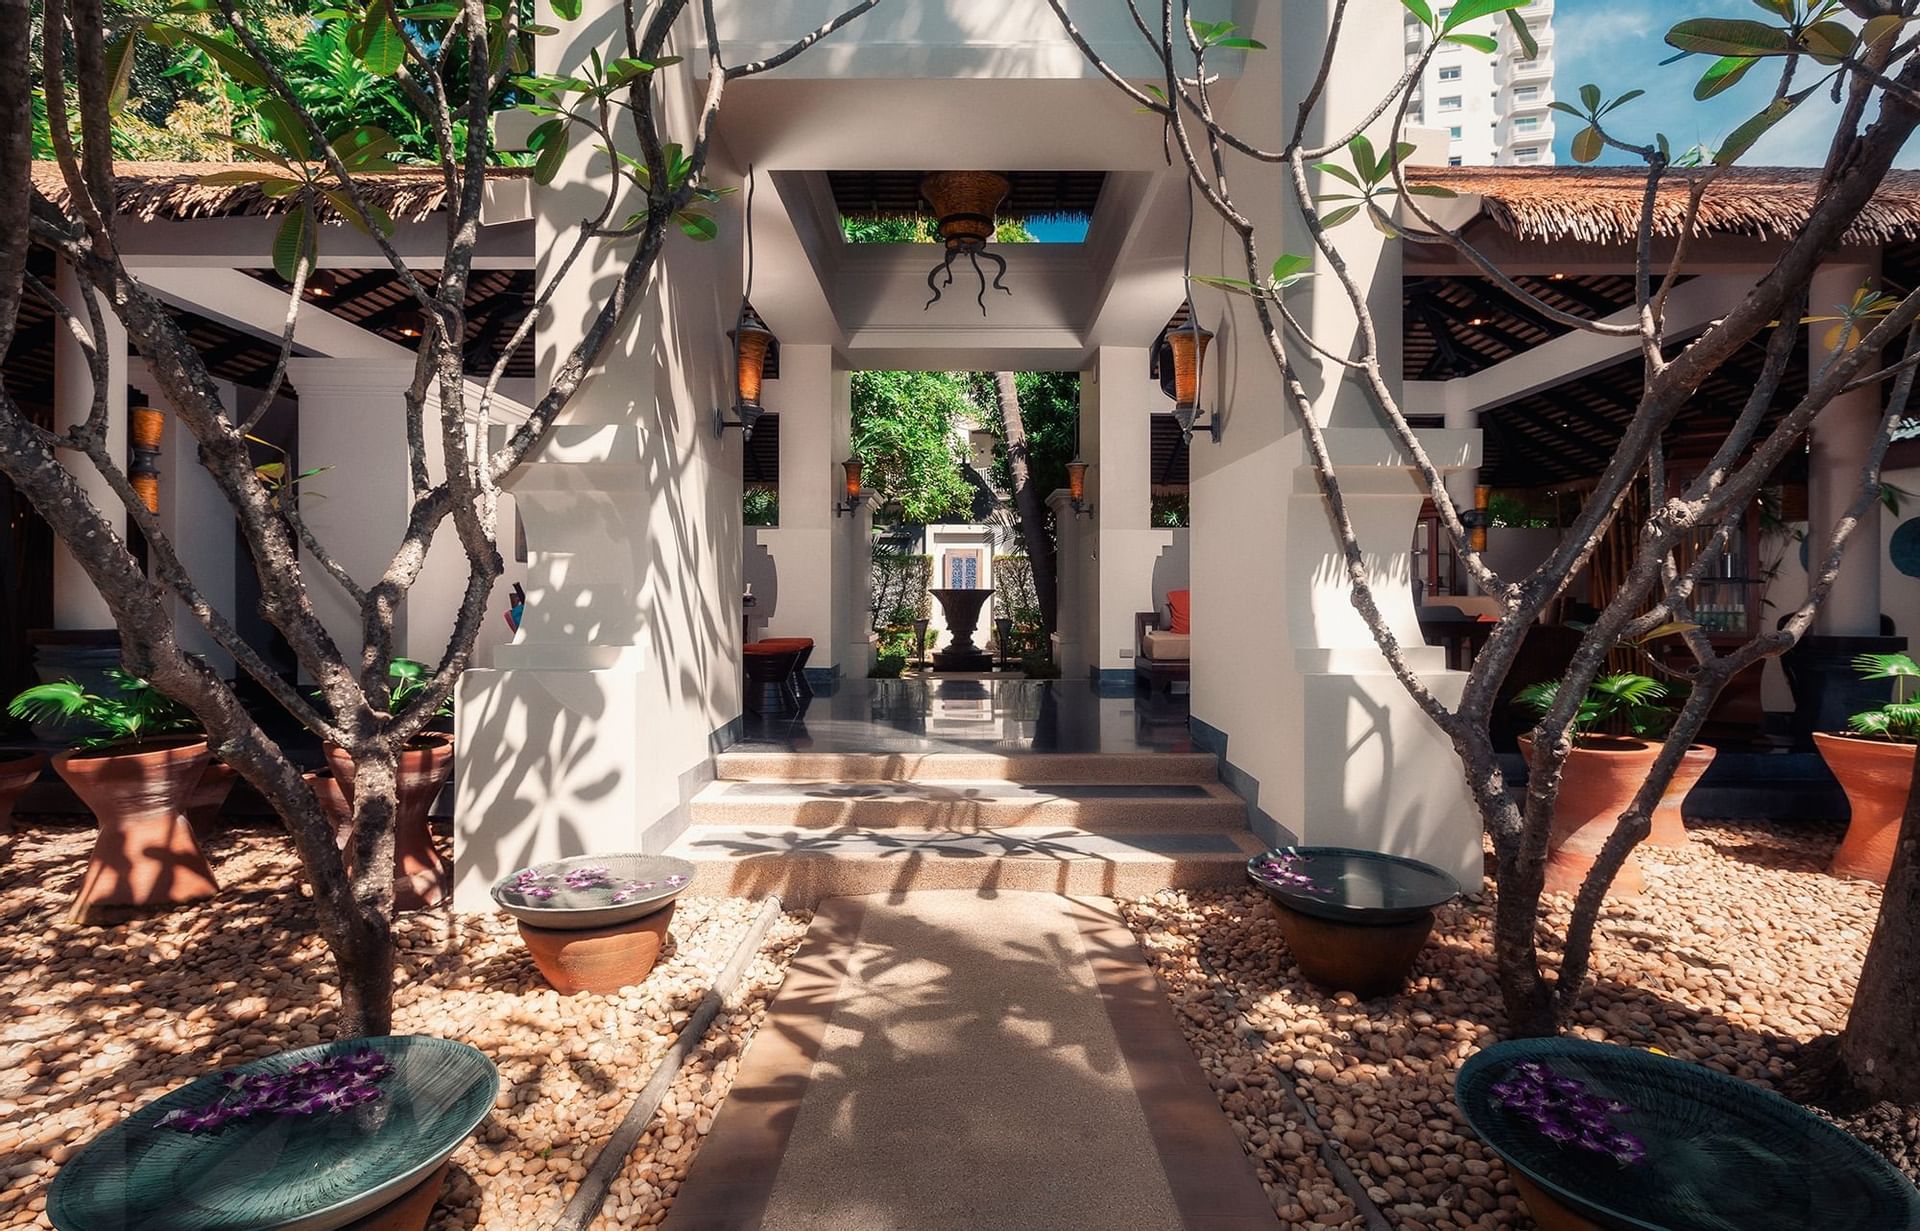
1246;845;1459;925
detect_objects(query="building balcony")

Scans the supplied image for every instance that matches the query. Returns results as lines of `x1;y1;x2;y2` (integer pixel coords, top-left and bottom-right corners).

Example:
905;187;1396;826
1503;123;1553;147
1508;56;1553;82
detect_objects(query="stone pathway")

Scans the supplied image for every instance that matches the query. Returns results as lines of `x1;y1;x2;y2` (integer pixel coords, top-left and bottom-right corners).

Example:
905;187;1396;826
663;890;1277;1230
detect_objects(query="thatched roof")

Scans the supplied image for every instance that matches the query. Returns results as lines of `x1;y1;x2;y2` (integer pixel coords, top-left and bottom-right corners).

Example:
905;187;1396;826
31;161;529;225
1406;165;1920;245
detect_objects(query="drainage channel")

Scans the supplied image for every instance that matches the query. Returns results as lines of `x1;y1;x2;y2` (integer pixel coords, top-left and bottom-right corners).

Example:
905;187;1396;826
550;895;785;1231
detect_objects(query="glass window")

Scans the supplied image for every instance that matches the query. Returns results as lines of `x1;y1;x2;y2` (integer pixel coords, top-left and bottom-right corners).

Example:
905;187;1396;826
1438;95;1462;110
1514;147;1541;164
1449;126;1462;140
1448;156;1463;166
1513;84;1539;101
1513;115;1540;131
1438;65;1461;81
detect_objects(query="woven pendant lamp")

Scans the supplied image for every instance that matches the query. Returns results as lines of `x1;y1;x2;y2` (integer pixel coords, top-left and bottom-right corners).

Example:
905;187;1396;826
921;171;1016;314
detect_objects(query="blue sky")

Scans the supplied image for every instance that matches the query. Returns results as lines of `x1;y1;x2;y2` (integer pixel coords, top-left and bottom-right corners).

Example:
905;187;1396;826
1551;0;1919;167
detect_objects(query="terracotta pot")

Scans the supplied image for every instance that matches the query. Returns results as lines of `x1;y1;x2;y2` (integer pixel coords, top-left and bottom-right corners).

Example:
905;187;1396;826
0;749;47;836
1508;1172;1607;1231
1814;731;1916;884
1520;735;1657;897
1269;901;1436;999
324;736;454;911
53;738;218;921
185;759;237;838
302;769;357;853
518;903;676;995
1648;745;1716;847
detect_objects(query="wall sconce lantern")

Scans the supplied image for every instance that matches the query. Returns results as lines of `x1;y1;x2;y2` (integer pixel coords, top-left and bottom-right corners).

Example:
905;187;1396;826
922;170;1014;316
834;458;868;518
1155;306;1222;444
716;303;775;441
1065;457;1095;520
129;406;163;514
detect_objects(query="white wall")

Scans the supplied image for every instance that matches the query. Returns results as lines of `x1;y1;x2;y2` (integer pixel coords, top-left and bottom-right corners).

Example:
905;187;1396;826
454;10;744;906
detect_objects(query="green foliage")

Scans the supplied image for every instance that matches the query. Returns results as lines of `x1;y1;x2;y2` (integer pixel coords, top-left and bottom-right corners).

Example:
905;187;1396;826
851;371;978;523
971;371;1080;509
1848;653;1920;741
841;216;1038;244
9;669;200;750
991;556;1046;655
869;654;909;680
1310;135;1454;236
1486;491;1559;528
1513;673;1673;742
1152;492;1190;528
743;486;778;527
385;657;452;718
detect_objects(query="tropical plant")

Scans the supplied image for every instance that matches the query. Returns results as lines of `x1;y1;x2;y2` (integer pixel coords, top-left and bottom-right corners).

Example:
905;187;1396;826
851;370;980;523
743;487;778;527
1513;675;1672;744
5;0;881;1037
9;669;201;749
869;653;908;679
1846;652;1920;741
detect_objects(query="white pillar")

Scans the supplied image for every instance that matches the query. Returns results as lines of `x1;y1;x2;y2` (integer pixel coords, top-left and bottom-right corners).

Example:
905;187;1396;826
287;357;419;664
1809;261;1884;637
1089;347;1174;684
753;345;861;677
52;263;128;629
1184;0;1482;889
130;363;239;676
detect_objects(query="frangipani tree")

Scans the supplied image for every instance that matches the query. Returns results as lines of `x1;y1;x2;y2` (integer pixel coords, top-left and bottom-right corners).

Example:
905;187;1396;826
1053;0;1920;1102
1;0;880;1036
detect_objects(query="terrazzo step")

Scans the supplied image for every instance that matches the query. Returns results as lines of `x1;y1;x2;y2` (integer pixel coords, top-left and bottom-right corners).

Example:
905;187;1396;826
713;750;1223;785
687;779;1248;832
662;826;1267;908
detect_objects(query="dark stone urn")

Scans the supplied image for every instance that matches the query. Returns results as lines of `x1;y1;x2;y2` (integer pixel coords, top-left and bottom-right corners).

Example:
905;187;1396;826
931;588;995;672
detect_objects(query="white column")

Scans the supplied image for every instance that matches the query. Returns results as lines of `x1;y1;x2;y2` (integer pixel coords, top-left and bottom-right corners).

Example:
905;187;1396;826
1809;261;1884;636
130;363;239;676
1090;347;1174;683
287;357;418;663
52;263;128;629
753;345;859;675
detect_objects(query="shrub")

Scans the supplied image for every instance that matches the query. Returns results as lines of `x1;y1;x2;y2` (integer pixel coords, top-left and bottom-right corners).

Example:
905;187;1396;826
870;654;908;680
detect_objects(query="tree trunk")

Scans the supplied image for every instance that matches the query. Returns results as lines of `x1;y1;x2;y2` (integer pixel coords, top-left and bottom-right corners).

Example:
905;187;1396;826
993;372;1059;635
1833;757;1920;1104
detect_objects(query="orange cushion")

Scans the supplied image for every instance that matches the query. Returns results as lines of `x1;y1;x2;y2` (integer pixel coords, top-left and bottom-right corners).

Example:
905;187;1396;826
1166;589;1191;635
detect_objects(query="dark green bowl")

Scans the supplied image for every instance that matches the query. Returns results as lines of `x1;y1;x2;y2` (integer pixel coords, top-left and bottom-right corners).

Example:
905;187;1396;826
48;1035;498;1231
1456;1038;1920;1231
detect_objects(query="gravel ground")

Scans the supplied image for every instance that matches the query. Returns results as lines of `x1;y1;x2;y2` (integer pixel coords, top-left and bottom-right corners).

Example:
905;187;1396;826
1121;820;1892;1230
0;818;807;1230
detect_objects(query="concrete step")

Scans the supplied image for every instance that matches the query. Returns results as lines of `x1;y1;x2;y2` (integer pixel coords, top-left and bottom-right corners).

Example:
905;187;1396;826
662;826;1266;908
687;779;1248;832
712;750;1223;785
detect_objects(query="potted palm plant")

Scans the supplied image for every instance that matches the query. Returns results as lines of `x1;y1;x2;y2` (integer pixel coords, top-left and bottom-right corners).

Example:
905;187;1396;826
8;669;218;920
1514;674;1672;897
323;659;455;911
1813;652;1919;884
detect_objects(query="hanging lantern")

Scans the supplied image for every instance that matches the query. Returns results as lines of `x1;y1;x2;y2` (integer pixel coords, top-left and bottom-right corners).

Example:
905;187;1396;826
921;171;1015;315
129;406;163;514
1155;305;1216;440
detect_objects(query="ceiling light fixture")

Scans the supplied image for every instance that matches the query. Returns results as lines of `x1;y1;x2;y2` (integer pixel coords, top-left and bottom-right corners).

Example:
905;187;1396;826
921;171;1013;316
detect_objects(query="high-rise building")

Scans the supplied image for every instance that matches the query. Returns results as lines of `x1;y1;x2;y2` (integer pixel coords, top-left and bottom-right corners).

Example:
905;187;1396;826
1406;0;1556;166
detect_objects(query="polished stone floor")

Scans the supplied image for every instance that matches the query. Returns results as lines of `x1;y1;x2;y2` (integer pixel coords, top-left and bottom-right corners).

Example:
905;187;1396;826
731;679;1196;755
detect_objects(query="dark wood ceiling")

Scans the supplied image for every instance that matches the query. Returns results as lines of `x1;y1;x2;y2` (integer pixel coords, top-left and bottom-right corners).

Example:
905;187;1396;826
1403;272;1657;381
829;170;1107;221
247;267;535;380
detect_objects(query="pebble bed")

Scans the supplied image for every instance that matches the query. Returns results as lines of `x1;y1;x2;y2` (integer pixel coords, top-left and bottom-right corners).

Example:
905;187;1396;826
1121;821;1892;1230
0;819;808;1231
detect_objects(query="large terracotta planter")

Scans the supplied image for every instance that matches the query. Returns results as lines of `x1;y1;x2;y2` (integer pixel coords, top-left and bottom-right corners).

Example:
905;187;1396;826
324;736;454;911
1814;731;1916;884
53;738;218;921
518;903;676;995
1648;744;1717;847
0;749;47;836
1521;735;1658;897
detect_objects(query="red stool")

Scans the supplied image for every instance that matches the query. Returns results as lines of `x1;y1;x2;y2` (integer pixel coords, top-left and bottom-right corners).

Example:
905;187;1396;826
744;641;805;714
754;637;815;697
